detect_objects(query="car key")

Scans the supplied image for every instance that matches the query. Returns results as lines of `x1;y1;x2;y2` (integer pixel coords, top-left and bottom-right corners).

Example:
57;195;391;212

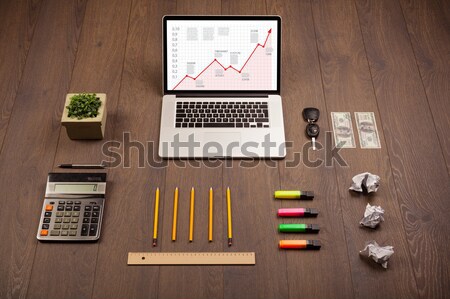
302;108;320;123
306;123;320;150
302;108;320;150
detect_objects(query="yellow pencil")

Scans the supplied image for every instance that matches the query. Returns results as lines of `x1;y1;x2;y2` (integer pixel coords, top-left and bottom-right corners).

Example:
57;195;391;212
152;188;160;247
189;187;195;242
226;187;233;246
172;187;179;241
209;187;213;242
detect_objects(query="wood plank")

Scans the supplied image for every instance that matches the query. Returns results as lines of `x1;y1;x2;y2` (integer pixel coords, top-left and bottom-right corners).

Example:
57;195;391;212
176;0;221;14
26;0;132;298
266;0;354;298
222;163;287;299
354;0;450;297
0;0;43;151
221;1;289;299
399;0;450;174
311;0;420;298
221;0;266;13
90;0;176;298
0;1;86;298
157;1;224;298
158;169;225;299
53;0;133;165
0;0;447;297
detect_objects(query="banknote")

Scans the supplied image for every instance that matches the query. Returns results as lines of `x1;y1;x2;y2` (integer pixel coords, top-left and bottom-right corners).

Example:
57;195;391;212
355;112;381;149
331;112;356;148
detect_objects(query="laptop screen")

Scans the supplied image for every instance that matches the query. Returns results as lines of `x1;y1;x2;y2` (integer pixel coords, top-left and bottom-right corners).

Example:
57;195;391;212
163;16;281;94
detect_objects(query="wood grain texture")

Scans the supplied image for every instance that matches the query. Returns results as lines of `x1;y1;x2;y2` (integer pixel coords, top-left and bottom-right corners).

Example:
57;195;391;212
53;0;133;166
221;2;288;299
157;0;224;299
91;0;175;298
354;0;450;298
0;1;86;298
266;0;354;298
158;169;225;299
0;0;42;151
222;162;288;299
399;0;450;174
26;1;132;298
0;0;448;298
311;0;419;298
221;0;266;13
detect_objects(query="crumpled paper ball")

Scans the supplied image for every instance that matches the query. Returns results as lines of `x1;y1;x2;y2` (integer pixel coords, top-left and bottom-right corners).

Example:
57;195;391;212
349;172;380;194
360;203;385;228
359;240;394;268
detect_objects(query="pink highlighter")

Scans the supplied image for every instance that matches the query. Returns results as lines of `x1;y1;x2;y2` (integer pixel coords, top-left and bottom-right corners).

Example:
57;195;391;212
278;208;318;217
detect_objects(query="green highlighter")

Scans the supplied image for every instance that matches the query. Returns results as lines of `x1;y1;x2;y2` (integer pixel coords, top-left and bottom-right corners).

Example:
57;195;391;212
278;224;320;233
274;190;314;199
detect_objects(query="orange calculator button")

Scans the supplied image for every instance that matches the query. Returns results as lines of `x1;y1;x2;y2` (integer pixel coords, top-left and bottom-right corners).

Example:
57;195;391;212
45;205;53;211
40;230;48;236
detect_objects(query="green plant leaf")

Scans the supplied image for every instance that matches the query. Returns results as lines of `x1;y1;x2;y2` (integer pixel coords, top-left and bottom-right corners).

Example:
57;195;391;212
66;93;102;119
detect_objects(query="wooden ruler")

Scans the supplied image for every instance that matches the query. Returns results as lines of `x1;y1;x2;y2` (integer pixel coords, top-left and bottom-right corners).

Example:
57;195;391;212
127;252;255;265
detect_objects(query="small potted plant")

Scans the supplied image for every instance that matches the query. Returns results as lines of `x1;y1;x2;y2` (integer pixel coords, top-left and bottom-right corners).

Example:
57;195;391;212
61;93;107;140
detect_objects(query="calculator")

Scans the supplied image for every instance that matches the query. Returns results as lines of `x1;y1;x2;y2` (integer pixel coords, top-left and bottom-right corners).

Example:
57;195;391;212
37;173;107;241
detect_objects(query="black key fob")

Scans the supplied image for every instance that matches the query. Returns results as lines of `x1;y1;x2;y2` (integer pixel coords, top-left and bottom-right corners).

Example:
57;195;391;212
302;107;320;123
306;123;320;138
302;107;320;150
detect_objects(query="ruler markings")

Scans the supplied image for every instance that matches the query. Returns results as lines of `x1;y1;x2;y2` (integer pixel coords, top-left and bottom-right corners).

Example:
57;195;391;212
127;252;256;265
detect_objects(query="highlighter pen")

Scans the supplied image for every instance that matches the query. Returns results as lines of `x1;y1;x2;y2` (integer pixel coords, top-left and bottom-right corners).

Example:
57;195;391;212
274;190;314;199
278;208;318;217
279;240;321;250
278;223;320;233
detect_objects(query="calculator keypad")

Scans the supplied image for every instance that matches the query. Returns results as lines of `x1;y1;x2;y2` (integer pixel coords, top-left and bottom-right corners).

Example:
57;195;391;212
37;198;104;241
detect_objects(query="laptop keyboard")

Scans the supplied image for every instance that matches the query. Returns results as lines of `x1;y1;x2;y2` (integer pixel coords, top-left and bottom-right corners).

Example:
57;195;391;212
175;101;269;128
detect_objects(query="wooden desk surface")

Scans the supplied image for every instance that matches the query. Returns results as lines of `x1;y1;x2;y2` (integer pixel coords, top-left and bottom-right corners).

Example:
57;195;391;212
0;0;448;298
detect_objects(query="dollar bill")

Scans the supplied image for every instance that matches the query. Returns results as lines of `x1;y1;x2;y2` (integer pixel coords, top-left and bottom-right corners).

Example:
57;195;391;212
355;112;381;149
331;112;356;148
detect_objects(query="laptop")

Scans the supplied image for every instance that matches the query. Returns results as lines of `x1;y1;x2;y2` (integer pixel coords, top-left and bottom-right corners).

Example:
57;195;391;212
159;16;286;158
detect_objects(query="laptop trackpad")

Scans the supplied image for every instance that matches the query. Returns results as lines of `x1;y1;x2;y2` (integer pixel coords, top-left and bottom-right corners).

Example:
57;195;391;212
203;132;241;156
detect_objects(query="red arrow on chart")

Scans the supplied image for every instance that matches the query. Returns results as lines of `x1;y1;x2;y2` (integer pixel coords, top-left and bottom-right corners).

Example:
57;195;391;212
172;29;272;90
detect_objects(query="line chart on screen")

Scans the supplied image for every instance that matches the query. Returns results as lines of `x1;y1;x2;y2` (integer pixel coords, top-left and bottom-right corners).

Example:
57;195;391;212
166;20;278;91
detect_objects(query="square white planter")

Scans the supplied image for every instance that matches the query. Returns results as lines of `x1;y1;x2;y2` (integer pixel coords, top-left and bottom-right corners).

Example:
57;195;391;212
61;93;107;140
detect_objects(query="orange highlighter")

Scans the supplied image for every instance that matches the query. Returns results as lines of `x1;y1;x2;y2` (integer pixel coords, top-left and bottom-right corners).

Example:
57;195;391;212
279;240;321;250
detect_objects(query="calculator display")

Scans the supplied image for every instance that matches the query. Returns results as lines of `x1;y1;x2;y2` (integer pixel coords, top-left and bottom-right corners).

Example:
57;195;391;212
54;184;97;192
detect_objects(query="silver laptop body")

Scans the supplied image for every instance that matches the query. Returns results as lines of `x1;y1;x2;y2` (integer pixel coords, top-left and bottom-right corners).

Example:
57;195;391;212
159;16;285;158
